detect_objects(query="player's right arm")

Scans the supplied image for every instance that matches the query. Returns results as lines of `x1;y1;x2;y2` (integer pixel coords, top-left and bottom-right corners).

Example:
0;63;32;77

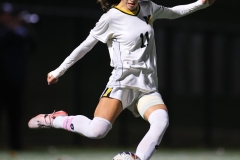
47;34;98;85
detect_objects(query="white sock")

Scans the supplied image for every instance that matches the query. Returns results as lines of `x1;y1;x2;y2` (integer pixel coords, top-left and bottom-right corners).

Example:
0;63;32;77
53;115;112;139
135;109;169;160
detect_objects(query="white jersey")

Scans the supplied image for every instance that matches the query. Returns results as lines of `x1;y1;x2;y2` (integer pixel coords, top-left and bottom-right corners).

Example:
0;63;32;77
49;0;208;92
90;0;207;92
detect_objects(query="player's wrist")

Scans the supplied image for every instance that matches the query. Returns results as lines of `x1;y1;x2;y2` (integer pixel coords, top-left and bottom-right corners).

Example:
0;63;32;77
49;70;60;79
195;0;209;9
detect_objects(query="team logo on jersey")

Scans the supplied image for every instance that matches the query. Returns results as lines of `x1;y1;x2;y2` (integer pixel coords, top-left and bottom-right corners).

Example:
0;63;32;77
143;15;152;24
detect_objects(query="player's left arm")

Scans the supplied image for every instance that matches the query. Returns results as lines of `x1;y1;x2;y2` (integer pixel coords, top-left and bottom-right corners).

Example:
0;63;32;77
155;0;215;19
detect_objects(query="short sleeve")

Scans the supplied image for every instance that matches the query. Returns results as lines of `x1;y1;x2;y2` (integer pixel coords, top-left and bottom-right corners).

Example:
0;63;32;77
90;13;114;43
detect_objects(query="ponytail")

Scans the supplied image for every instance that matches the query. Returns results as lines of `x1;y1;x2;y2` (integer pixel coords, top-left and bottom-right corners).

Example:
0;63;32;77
97;0;121;12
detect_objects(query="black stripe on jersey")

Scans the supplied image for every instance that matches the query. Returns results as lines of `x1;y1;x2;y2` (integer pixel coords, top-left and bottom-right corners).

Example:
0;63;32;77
113;4;140;16
102;88;113;97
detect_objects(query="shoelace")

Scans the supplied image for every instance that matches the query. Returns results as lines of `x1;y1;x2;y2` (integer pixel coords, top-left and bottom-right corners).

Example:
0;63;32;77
44;110;56;127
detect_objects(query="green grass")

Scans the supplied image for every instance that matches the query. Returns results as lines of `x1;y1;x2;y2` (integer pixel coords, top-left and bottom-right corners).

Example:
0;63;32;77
0;147;239;160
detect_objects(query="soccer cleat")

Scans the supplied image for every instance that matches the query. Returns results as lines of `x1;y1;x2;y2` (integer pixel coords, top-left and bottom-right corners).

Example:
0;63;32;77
28;110;68;128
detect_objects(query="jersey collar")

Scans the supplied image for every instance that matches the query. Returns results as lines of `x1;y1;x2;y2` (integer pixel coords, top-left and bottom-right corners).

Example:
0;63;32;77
114;4;140;16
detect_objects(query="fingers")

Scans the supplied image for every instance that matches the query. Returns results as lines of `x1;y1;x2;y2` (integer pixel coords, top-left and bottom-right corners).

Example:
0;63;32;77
202;0;215;5
203;0;215;5
202;0;207;4
47;73;58;85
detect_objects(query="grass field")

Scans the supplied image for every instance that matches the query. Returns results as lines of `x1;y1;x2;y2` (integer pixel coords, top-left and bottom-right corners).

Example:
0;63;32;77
0;147;239;160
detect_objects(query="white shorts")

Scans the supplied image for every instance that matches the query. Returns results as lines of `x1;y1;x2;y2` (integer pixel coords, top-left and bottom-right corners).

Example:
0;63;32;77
100;87;165;118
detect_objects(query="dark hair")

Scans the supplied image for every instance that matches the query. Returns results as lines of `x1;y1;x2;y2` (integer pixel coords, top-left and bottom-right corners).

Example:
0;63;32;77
97;0;121;12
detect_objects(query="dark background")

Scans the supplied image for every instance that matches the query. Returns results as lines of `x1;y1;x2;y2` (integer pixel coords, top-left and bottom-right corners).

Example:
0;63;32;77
1;0;240;151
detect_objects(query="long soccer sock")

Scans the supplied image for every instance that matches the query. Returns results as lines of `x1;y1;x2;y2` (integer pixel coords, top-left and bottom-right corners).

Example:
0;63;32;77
53;115;112;139
135;109;169;160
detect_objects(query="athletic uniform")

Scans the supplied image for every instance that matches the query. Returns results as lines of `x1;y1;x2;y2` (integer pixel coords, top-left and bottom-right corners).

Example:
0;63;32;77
29;1;212;160
49;0;209;117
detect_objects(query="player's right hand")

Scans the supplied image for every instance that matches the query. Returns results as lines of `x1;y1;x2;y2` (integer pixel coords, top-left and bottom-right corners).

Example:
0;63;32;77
47;73;58;85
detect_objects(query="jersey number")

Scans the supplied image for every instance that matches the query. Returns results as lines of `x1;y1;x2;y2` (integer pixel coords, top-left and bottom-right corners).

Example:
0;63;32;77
140;32;149;48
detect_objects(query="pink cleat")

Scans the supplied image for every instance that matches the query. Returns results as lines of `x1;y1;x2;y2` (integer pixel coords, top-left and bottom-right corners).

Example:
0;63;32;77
28;110;68;128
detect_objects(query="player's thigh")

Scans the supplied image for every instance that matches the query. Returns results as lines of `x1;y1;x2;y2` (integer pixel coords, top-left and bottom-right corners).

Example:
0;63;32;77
137;93;167;121
144;104;167;121
94;97;123;124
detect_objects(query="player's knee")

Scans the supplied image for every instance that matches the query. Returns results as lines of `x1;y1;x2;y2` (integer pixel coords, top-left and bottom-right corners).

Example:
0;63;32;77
89;128;109;139
157;110;169;128
149;109;169;135
87;117;112;139
159;114;169;130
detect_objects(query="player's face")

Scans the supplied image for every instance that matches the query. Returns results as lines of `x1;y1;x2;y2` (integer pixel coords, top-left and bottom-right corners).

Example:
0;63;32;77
121;0;139;11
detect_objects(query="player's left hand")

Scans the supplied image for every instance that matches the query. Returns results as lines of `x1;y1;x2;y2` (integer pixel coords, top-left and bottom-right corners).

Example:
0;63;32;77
202;0;215;5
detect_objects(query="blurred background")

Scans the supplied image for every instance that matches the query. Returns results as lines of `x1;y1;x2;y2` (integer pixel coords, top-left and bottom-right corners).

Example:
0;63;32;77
0;0;239;153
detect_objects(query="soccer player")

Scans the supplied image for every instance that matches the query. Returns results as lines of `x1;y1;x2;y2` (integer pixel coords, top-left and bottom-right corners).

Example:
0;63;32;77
28;0;215;159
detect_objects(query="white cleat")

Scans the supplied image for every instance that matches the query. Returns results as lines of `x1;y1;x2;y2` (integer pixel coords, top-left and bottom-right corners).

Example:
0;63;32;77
28;110;68;128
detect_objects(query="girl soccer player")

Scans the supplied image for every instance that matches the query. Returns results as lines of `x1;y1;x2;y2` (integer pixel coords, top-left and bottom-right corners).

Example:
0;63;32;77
28;0;215;159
